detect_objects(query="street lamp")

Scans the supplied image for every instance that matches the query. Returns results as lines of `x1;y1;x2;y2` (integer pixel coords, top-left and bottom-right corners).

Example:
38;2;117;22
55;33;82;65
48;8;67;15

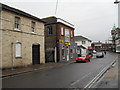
114;0;120;4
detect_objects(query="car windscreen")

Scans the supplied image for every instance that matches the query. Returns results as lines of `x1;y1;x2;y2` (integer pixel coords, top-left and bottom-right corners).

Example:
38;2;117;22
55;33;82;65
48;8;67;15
81;55;86;57
96;52;103;55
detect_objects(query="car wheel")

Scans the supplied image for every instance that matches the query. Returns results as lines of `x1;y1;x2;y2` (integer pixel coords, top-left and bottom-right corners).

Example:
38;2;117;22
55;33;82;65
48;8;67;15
76;61;79;63
89;59;90;62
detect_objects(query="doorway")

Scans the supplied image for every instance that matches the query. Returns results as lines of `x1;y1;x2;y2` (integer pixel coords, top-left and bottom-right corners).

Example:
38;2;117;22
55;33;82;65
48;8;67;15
66;46;69;61
32;44;40;65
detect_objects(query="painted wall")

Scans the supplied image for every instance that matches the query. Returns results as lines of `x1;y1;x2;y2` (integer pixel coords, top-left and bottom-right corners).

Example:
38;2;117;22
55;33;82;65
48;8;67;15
75;40;91;49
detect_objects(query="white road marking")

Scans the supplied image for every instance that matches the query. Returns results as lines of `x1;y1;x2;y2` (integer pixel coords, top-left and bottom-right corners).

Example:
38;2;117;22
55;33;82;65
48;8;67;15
71;72;92;86
84;59;117;89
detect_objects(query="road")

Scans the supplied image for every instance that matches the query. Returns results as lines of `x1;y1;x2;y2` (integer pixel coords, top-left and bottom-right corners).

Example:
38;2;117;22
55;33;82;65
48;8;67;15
2;52;118;88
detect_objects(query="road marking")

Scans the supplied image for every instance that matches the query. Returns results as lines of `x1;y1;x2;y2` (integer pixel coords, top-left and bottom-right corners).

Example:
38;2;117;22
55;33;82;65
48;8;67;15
83;59;117;89
71;72;92;86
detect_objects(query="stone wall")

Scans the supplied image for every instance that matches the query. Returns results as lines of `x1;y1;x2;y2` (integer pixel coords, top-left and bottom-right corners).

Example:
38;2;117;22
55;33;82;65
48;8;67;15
1;10;45;68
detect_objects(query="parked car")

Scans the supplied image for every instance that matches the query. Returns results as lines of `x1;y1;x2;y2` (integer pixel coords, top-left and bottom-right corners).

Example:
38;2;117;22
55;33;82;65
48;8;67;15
76;54;91;62
96;52;104;58
93;50;96;54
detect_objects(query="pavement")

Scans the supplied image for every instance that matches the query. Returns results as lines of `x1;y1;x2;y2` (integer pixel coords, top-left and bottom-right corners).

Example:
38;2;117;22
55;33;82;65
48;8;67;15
2;60;75;78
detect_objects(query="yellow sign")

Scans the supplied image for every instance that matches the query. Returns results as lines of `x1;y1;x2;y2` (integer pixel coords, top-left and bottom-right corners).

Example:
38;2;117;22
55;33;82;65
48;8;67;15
59;40;64;44
65;41;70;45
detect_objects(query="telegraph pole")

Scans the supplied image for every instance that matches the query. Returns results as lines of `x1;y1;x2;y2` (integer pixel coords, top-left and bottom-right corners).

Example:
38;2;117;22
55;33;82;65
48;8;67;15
55;0;58;15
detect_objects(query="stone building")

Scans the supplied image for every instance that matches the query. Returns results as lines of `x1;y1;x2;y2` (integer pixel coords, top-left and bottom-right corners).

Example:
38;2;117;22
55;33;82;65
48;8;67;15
114;0;120;53
0;3;45;69
42;16;77;62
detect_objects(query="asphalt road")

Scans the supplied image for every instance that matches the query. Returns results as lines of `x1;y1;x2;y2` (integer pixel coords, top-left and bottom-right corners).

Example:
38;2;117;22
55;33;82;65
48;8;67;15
2;52;118;88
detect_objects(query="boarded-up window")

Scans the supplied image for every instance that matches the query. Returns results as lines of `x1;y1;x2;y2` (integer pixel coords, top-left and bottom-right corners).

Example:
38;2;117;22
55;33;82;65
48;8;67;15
16;42;21;57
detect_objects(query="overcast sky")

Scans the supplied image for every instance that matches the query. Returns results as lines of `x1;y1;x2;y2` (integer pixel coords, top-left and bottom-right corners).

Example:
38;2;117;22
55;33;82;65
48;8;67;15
0;0;118;42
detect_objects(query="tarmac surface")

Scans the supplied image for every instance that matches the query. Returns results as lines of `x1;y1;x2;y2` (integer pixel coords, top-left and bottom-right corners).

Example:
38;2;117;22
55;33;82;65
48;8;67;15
91;60;118;88
2;52;118;89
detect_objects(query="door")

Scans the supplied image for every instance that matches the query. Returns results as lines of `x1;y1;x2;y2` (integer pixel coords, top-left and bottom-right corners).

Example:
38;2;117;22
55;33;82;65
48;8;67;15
66;46;69;61
32;44;40;64
46;51;54;62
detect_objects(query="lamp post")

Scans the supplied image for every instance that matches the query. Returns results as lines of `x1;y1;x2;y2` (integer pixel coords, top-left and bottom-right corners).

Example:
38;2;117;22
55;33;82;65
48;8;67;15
114;0;120;53
114;0;120;4
114;0;120;28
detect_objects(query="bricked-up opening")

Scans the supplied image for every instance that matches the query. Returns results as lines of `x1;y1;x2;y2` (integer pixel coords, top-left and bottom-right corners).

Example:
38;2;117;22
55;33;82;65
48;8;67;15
32;44;40;65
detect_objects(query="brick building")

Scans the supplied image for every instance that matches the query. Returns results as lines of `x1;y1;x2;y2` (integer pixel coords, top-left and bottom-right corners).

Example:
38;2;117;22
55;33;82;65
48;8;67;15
0;3;45;69
101;43;113;51
42;16;77;62
91;41;102;52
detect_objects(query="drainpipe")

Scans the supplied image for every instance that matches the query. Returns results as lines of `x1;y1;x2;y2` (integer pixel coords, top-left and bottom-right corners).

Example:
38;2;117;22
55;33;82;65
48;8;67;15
54;47;57;63
11;42;14;70
0;5;2;89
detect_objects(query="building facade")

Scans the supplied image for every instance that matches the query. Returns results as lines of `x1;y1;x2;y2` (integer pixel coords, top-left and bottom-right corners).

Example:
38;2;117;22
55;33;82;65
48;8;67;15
111;24;120;53
118;2;120;27
74;36;92;55
0;4;45;69
114;0;120;53
91;41;102;52
42;16;77;62
101;43;113;51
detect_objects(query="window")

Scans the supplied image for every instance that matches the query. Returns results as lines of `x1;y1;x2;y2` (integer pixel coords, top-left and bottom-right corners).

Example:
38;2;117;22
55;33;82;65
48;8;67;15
71;31;73;37
70;49;74;58
82;41;86;44
14;17;20;30
61;27;64;35
31;21;36;32
16;42;21;57
65;29;70;41
48;26;53;35
62;46;65;59
70;49;73;53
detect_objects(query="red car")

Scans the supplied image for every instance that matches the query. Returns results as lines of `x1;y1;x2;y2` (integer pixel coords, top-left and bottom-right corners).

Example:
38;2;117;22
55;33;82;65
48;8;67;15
76;55;91;62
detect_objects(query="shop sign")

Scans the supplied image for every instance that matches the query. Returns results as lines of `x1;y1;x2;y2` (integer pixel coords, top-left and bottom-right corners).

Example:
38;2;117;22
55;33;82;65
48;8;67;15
59;40;64;44
65;41;70;45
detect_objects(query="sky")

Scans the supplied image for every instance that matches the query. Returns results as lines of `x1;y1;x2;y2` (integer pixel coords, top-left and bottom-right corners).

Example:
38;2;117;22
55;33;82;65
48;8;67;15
0;0;118;43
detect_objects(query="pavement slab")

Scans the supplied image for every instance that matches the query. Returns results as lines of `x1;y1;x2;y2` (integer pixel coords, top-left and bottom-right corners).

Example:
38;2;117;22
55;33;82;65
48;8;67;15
2;60;75;77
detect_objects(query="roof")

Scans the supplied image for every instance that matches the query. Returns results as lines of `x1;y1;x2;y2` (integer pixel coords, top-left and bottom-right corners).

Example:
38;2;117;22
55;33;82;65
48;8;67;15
79;45;86;49
92;42;102;44
74;35;92;42
42;16;57;20
42;16;74;29
0;3;46;23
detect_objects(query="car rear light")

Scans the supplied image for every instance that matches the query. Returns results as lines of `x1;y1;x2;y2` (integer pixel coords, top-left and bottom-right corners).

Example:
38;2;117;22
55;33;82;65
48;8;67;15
76;58;78;60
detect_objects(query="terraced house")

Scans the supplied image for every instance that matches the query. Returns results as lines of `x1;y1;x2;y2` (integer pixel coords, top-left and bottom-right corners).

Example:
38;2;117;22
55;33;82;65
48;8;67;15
42;16;77;63
0;3;45;69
